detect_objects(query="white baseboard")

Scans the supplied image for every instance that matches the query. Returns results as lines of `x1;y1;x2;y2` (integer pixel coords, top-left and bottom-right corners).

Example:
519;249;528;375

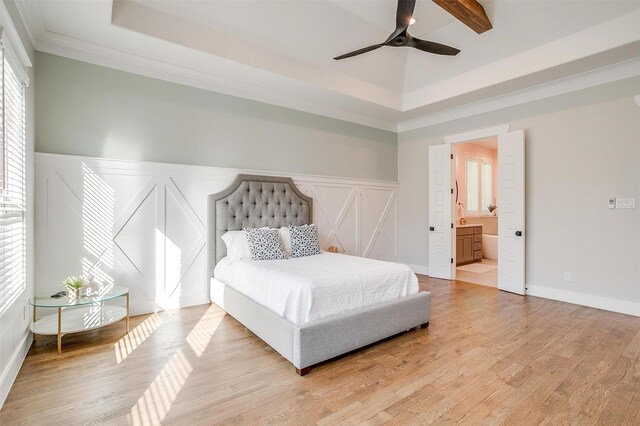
526;285;640;317
0;333;32;409
404;267;638;317
409;264;429;276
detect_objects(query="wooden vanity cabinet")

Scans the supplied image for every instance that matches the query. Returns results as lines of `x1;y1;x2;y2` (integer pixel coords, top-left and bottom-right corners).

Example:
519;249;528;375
456;225;482;266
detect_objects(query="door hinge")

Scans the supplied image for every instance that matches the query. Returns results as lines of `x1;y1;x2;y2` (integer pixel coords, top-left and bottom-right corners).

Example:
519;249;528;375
451;223;453;229
451;188;454;194
451;258;454;264
450;154;453;159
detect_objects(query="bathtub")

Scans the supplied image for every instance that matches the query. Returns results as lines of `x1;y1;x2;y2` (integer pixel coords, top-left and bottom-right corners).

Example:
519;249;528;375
482;234;498;260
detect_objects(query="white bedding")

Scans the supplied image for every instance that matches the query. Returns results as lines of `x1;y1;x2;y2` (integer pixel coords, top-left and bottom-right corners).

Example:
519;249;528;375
213;252;419;325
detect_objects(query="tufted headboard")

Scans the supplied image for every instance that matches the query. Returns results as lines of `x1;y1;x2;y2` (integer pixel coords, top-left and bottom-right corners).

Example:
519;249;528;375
207;174;313;277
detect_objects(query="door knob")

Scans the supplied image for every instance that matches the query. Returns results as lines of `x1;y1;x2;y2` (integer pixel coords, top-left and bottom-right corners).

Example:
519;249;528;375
429;227;435;231
515;230;522;237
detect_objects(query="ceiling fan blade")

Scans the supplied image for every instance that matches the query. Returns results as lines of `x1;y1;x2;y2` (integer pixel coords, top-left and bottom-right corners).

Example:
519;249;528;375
396;0;416;29
409;37;460;56
334;44;384;60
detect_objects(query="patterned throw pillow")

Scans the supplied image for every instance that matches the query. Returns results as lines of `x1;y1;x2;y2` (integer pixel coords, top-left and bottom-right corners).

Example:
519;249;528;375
243;227;287;261
289;224;321;258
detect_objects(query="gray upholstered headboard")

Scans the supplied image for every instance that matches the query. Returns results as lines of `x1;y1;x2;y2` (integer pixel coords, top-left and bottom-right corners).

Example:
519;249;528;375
207;174;313;277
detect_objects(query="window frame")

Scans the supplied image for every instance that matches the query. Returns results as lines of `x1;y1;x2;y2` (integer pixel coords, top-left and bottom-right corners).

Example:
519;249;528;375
0;37;27;316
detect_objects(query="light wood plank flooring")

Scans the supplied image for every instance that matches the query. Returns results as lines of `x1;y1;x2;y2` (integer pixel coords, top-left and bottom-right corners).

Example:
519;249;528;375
2;277;640;425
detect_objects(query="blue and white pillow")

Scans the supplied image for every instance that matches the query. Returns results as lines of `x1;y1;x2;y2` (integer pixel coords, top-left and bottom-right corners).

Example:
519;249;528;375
289;224;321;258
244;227;287;261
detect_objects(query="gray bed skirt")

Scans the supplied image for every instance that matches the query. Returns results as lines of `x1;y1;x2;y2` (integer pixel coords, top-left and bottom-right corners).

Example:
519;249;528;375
211;278;431;370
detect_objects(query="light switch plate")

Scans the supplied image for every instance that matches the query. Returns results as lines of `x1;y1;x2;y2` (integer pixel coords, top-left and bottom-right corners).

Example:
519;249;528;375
616;198;636;209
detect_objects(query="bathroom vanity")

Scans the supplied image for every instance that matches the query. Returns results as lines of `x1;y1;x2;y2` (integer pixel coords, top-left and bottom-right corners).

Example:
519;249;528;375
456;225;483;266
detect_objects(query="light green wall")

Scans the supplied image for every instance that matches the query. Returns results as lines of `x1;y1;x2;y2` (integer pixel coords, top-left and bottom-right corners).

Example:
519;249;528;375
35;52;398;181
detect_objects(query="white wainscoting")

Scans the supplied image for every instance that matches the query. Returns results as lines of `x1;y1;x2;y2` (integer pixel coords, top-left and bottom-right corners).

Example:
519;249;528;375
35;153;399;315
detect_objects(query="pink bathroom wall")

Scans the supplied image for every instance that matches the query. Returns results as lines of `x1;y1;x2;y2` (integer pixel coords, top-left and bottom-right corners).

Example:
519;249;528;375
453;140;498;221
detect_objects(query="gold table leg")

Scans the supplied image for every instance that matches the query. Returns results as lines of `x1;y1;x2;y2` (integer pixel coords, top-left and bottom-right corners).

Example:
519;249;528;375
125;293;130;334
57;307;62;355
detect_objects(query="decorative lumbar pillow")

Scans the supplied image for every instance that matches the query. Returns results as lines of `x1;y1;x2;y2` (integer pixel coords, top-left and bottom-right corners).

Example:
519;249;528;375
289;224;321;258
244;227;287;261
221;231;252;260
279;226;293;257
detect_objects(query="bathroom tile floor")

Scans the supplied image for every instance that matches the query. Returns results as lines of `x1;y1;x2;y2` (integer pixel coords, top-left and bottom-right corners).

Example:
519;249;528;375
456;258;497;287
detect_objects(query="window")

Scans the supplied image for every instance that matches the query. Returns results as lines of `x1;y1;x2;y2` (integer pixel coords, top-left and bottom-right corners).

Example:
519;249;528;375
465;154;492;214
481;161;493;212
466;157;479;213
0;41;26;314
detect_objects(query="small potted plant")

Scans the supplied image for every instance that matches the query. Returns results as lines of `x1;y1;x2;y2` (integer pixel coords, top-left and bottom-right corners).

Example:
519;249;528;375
487;204;497;216
63;276;84;298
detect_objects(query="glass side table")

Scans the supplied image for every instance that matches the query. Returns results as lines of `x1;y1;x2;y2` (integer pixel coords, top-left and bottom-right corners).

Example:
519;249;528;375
30;286;130;354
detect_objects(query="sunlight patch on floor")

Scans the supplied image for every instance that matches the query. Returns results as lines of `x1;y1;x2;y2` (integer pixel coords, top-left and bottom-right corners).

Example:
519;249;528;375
114;313;163;364
127;349;192;426
186;312;224;357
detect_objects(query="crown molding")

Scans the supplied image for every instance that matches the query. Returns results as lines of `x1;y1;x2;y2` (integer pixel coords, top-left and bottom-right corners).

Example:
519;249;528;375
13;0;43;48
402;10;640;112
36;30;399;132
0;0;33;68
34;26;640;134
397;58;640;132
13;1;640;134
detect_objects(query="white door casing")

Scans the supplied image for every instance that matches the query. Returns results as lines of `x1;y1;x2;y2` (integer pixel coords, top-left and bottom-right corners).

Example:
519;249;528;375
428;144;454;280
498;129;526;294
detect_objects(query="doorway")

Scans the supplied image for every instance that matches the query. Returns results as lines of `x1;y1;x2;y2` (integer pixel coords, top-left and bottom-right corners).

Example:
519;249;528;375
427;127;526;295
453;138;499;287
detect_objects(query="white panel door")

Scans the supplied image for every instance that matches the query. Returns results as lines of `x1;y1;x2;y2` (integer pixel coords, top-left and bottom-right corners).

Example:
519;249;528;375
498;129;526;294
428;144;454;280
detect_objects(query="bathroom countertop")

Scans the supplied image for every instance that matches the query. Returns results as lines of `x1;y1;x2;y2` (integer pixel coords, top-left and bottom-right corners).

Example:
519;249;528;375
457;224;483;228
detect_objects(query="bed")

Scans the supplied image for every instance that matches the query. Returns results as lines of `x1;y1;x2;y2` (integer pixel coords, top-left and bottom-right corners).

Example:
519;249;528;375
208;174;431;375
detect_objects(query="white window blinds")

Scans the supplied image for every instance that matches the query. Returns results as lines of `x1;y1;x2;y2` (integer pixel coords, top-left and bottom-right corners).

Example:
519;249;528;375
466;158;479;212
0;42;26;315
465;154;493;214
481;161;492;212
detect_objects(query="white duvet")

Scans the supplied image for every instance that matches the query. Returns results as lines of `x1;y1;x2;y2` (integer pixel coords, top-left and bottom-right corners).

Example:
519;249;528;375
213;252;419;325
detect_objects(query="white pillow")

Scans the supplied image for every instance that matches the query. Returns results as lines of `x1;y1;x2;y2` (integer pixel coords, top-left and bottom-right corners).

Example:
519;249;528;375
222;227;293;259
221;231;252;260
279;227;292;257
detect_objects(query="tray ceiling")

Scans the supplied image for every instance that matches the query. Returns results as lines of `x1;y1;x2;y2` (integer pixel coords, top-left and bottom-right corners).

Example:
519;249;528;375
16;0;640;131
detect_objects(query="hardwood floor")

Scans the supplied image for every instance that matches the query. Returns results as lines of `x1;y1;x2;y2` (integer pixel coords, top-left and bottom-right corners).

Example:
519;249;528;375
2;276;640;425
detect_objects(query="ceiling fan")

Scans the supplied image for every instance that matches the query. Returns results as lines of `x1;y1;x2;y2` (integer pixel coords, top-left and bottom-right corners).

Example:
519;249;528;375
333;0;460;60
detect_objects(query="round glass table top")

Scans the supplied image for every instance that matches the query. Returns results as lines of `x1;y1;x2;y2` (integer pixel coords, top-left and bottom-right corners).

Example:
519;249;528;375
30;285;129;308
